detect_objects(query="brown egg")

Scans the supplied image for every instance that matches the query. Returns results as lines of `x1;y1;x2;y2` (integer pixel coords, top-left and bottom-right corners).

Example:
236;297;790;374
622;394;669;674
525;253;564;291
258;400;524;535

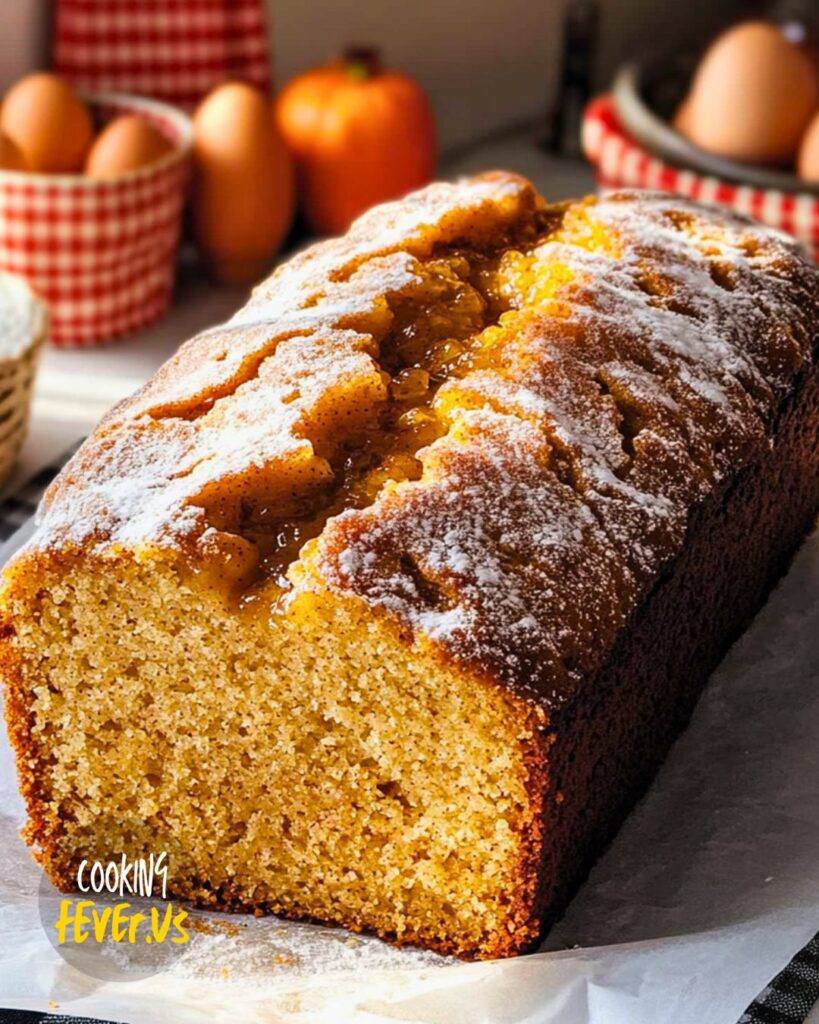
1;73;93;173
0;130;27;171
673;99;694;137
192;82;294;283
797;110;819;182
85;115;174;179
680;21;819;164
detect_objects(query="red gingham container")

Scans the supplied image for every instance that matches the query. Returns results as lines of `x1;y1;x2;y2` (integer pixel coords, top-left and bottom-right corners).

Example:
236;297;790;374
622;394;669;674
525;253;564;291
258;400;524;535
0;91;192;347
54;0;271;111
582;94;819;262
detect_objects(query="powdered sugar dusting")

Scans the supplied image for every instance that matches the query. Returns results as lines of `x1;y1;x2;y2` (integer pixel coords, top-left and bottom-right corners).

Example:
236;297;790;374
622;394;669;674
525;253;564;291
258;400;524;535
15;178;819;706
311;190;819;697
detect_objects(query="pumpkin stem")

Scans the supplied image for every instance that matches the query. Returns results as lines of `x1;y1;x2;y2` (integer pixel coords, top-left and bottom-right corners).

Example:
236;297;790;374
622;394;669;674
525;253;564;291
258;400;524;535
343;46;382;80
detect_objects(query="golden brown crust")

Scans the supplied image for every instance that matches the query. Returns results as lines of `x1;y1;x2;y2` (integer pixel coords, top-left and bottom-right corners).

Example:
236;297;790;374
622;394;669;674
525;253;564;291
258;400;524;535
14;175;819;707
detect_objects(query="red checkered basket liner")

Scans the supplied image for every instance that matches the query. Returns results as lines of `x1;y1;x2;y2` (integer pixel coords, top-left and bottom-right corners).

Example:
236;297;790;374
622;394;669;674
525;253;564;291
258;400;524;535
0;92;192;348
54;0;271;110
582;94;819;261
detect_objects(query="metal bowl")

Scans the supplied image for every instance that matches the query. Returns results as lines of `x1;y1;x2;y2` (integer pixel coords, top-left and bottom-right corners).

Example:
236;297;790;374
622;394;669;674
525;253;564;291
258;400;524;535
612;60;819;197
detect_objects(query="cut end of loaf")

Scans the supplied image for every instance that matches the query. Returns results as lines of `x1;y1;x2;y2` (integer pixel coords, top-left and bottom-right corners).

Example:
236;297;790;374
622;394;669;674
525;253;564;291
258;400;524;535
1;549;548;959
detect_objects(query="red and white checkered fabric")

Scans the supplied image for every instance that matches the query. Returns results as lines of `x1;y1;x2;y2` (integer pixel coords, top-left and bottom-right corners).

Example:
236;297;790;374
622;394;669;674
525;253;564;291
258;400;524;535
0;93;191;348
582;94;819;261
54;0;271;110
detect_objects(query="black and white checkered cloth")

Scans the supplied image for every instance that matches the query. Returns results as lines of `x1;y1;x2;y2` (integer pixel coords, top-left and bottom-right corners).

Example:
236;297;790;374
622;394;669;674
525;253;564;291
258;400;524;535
0;1013;123;1024
0;449;816;1024
0;445;80;544
739;930;819;1024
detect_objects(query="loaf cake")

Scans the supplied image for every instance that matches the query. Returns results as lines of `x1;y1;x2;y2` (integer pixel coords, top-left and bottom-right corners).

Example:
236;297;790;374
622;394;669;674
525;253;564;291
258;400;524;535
2;174;818;960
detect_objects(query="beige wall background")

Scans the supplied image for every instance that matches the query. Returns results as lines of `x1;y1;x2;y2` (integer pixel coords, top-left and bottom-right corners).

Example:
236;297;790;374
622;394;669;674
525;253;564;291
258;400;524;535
268;0;745;153
0;0;746;152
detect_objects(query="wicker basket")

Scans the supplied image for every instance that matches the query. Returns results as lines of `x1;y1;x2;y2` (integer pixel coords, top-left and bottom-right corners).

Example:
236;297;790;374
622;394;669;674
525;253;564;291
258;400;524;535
0;273;47;488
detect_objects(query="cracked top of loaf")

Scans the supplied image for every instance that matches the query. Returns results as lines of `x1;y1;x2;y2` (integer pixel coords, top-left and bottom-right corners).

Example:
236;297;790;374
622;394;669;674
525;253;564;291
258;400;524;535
24;173;819;703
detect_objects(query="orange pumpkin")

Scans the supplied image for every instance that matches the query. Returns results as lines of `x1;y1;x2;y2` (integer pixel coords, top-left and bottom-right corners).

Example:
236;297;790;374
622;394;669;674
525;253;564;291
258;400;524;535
275;48;436;235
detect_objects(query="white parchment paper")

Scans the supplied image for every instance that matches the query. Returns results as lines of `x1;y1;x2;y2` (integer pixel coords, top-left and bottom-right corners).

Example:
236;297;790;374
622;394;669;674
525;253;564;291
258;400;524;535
0;518;817;1024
